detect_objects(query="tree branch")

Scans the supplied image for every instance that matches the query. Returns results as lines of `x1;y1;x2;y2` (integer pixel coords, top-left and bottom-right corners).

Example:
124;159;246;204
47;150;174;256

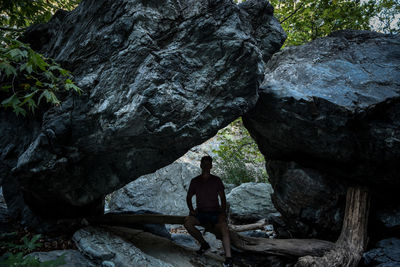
280;3;305;24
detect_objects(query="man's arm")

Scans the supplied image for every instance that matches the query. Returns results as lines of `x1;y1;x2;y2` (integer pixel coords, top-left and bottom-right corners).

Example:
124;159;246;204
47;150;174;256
186;192;196;216
218;190;227;214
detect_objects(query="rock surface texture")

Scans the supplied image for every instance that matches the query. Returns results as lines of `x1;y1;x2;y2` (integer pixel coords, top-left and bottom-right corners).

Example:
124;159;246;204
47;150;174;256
107;162;199;216
27;250;96;267
243;30;400;239
1;0;285;221
227;182;277;223
362;238;400;267
73;226;224;267
73;227;174;267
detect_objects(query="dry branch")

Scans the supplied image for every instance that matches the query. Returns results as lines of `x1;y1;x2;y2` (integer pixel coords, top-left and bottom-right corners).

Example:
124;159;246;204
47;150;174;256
228;219;267;232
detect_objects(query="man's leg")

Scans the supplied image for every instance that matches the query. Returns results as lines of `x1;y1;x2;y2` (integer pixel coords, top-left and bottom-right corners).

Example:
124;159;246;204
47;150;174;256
184;215;207;244
216;213;231;258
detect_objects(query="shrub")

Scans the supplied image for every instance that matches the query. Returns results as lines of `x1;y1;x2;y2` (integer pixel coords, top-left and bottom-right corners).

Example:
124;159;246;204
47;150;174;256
213;117;268;186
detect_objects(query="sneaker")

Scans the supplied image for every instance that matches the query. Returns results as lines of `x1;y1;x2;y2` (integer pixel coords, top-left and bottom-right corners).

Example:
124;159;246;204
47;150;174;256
196;242;210;255
223;257;233;267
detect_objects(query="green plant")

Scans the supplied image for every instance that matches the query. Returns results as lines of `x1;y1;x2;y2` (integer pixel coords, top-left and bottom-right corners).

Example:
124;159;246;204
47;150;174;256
0;0;81;116
0;0;80;32
0;37;81;116
236;0;399;47
0;251;66;267
213;118;268;186
0;233;66;267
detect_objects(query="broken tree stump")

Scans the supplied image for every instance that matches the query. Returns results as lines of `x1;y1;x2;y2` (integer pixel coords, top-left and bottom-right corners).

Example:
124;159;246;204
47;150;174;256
295;186;370;267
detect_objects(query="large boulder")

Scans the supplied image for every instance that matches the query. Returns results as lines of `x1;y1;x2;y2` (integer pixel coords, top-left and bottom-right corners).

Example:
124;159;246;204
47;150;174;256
1;0;285;221
107;162;199;216
227;182;277;223
243;30;400;238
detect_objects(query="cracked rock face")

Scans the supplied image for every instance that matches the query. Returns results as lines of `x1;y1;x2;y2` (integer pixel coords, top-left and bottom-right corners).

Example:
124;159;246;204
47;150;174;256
0;0;285;221
244;30;400;238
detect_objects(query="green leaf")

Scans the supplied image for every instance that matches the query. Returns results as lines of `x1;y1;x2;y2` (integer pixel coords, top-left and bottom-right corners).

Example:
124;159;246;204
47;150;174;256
20;62;34;74
0;62;17;77
65;79;81;93
1;85;12;92
24;234;42;250
14;105;27;116
38;90;60;105
19;91;37;106
29;50;48;71
1;93;20;108
6;48;28;61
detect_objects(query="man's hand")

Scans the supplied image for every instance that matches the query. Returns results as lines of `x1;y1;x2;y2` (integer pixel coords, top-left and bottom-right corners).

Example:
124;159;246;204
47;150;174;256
189;210;197;216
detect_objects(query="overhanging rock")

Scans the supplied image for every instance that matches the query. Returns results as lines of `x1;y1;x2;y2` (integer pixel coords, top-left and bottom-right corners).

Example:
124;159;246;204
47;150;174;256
1;0;285;220
243;30;400;238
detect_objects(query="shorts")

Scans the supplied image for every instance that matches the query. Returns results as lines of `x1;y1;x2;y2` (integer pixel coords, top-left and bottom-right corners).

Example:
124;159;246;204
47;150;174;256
195;211;220;225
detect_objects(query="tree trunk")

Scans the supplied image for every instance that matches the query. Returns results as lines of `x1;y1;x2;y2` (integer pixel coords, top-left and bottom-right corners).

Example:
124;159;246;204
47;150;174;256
295;186;370;267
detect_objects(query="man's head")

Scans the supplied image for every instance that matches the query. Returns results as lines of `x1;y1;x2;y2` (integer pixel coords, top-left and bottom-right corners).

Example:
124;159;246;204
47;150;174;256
200;156;213;171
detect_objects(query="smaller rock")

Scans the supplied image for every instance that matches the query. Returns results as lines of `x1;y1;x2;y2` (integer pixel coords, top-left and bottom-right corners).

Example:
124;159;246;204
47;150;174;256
27;250;96;267
227;182;277;222
73;227;173;267
171;233;198;249
376;206;400;229
362;238;400;266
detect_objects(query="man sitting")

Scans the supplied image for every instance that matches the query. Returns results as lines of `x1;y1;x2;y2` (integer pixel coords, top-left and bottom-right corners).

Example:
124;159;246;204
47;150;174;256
184;156;233;267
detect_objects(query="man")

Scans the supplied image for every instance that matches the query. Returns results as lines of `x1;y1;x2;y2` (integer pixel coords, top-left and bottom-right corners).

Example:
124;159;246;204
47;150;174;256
184;156;233;267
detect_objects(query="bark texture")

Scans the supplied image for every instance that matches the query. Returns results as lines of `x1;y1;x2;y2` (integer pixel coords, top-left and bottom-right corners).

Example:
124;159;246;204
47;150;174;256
295;186;370;267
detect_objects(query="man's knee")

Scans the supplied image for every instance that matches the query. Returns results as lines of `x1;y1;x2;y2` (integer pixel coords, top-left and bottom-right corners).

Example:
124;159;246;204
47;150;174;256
184;215;197;229
216;221;229;234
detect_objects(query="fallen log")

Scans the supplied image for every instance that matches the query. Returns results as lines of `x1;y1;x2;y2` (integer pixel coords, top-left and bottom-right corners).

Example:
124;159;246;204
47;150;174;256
88;213;269;232
228;219;267;232
295;186;370;267
87;213;334;257
229;231;334;257
87;213;186;225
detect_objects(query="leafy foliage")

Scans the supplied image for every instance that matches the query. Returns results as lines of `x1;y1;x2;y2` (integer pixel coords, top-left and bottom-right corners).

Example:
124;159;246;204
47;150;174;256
0;37;81;116
0;233;66;267
213;118;268;186
235;0;399;46
0;0;81;116
0;0;80;31
270;0;400;46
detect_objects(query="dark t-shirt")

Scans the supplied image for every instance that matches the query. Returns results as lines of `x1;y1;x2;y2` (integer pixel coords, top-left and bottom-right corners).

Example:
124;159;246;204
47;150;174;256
188;174;225;212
